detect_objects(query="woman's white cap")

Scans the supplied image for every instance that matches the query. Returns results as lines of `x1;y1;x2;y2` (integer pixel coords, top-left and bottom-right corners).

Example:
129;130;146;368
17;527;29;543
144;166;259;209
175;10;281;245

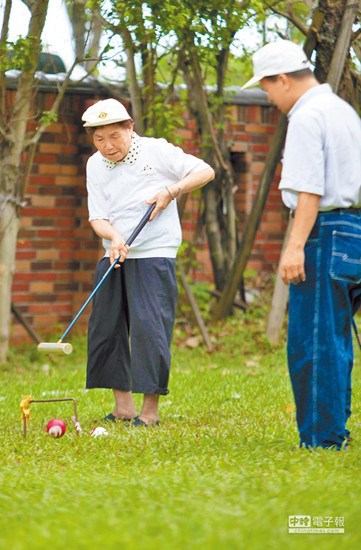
82;98;131;127
242;40;312;89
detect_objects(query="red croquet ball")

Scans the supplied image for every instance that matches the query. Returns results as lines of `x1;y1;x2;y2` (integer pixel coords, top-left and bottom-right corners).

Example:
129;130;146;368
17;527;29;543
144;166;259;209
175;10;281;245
46;418;67;438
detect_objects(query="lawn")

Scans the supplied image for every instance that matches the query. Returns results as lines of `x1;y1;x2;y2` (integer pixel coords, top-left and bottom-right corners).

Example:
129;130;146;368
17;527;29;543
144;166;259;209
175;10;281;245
1;305;360;550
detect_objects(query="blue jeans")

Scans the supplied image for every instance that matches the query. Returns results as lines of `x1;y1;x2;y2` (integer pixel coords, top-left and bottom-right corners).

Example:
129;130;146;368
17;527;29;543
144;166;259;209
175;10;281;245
288;209;361;449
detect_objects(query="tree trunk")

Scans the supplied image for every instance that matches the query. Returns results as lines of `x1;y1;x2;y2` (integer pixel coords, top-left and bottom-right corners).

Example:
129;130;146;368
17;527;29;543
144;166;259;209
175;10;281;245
0;0;49;361
211;115;288;319
180;46;238;290
121;28;145;134
0;203;19;363
202;182;226;289
315;0;358;106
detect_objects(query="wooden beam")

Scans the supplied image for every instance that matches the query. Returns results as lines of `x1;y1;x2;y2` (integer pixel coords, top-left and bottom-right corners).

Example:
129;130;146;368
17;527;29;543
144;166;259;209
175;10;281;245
178;263;213;352
11;303;41;344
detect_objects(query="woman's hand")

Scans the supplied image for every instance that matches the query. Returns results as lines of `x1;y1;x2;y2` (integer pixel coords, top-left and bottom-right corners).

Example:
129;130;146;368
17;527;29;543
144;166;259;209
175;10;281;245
110;235;129;267
146;187;176;220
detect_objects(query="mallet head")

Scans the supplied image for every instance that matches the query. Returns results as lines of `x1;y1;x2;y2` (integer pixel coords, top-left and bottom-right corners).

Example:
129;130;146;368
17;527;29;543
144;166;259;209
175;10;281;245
37;342;73;355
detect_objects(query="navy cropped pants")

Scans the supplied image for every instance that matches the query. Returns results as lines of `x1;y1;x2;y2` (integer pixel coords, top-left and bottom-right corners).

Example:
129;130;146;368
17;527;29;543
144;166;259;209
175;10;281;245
86;257;177;395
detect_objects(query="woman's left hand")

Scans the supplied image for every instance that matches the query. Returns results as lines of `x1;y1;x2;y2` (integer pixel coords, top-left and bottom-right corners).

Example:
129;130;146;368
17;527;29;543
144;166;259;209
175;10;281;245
146;188;175;220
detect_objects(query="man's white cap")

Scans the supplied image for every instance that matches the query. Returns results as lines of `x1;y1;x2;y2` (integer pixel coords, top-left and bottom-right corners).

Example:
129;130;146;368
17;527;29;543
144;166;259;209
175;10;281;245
82;98;131;127
241;40;312;90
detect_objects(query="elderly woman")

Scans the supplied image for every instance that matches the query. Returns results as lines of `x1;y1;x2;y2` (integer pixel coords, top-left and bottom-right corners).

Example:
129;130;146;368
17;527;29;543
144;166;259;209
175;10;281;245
82;98;215;427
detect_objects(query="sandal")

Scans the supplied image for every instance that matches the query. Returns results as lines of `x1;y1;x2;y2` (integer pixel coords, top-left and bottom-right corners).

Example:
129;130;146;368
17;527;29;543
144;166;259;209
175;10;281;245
131;417;160;428
102;413;136;423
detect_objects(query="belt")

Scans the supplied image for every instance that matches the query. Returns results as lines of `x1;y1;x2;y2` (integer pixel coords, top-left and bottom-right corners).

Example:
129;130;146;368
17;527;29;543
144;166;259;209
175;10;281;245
290;207;360;218
325;207;360;214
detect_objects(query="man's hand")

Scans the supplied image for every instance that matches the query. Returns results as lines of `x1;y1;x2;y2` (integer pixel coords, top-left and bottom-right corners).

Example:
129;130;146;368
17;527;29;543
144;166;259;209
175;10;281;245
279;192;320;285
279;245;306;285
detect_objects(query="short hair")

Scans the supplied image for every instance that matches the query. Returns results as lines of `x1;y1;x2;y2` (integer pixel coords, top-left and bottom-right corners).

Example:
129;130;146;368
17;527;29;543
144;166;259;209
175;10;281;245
263;68;313;82
85;119;134;135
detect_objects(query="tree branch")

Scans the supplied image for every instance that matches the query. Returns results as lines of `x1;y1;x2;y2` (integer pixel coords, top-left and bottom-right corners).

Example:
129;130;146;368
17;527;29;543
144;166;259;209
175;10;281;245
264;1;309;36
0;0;12;124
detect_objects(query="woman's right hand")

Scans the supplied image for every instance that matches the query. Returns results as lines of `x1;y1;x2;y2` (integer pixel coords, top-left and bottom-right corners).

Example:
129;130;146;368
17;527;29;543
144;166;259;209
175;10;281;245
110;234;129;267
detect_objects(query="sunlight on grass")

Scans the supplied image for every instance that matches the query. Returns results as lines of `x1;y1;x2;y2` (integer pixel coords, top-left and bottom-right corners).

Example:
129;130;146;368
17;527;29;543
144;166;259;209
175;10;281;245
1;305;361;550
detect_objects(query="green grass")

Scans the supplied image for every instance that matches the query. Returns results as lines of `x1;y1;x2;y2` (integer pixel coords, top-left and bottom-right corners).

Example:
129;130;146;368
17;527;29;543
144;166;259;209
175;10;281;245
1;308;361;550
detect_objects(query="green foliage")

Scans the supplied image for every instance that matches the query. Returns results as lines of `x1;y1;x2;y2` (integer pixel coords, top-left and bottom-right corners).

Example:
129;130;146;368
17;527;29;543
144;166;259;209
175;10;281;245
38;111;58;126
143;96;184;142
176;278;214;326
88;0;325;140
226;53;254;87
1;308;361;549
0;36;39;72
177;240;200;272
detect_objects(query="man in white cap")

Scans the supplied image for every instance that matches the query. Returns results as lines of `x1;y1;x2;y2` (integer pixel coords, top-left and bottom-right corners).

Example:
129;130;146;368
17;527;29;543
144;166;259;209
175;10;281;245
243;40;361;450
82;98;214;427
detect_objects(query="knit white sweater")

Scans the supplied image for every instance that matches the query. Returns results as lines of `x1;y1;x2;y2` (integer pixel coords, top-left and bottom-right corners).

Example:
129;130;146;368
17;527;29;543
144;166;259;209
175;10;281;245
86;134;209;258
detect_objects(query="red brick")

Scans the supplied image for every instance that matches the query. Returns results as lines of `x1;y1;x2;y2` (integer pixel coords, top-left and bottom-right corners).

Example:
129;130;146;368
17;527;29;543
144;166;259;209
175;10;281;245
29;175;55;185
34;154;58;163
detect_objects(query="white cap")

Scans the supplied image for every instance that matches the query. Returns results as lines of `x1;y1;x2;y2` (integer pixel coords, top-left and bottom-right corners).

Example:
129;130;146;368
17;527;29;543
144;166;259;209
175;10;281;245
82;98;131;127
241;40;312;89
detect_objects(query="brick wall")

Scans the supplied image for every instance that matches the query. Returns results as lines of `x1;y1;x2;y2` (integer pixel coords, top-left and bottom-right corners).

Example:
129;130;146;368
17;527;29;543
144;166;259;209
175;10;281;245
9;88;286;342
180;101;287;282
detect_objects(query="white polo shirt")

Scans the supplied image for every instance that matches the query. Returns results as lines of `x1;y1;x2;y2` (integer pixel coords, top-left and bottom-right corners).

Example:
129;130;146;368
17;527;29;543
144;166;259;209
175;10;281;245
279;84;361;211
86;133;210;258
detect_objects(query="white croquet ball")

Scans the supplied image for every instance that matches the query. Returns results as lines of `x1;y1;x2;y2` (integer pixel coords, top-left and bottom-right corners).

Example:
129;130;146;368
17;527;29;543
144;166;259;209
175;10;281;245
89;426;109;437
46;418;67;438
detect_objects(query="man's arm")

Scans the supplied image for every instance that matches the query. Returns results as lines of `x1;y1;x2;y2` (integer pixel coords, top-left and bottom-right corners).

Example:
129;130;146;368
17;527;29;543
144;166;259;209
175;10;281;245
280;192;320;285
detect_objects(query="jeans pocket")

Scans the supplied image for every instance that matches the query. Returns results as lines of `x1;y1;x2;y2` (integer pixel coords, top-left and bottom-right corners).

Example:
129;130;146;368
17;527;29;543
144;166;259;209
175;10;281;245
330;230;361;283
